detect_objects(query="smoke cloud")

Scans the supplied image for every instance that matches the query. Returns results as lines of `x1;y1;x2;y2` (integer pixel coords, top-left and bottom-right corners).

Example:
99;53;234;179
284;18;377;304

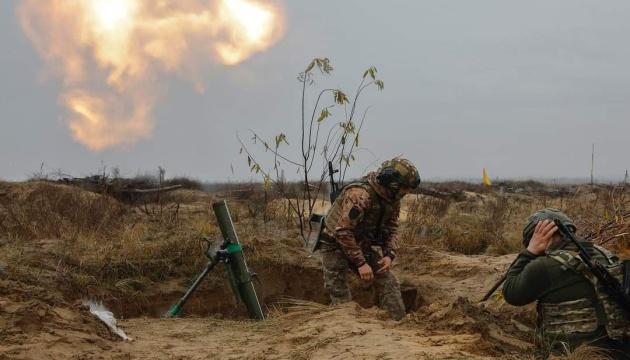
19;0;285;150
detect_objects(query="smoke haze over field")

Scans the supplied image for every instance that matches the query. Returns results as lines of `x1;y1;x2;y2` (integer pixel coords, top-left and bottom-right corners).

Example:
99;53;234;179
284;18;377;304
1;0;630;182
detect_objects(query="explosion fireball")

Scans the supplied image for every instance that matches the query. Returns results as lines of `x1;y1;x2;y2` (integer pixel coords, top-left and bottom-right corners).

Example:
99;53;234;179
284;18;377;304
18;0;285;151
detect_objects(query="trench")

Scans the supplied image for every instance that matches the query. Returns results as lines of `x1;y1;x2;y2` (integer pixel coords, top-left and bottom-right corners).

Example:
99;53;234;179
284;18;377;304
101;262;419;319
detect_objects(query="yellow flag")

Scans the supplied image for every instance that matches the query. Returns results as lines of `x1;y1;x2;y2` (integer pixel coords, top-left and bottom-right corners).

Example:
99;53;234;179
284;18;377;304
482;168;492;186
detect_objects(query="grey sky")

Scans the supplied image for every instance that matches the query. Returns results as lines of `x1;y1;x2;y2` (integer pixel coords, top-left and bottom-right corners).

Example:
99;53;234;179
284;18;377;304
1;0;629;182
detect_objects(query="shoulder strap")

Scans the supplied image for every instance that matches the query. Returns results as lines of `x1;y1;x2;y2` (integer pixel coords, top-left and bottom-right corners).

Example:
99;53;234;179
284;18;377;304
361;182;387;231
374;190;386;231
593;245;618;265
548;250;600;286
547;249;581;268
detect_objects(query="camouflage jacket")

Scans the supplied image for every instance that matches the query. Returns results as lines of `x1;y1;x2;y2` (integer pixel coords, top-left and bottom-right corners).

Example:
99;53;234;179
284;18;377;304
322;172;400;268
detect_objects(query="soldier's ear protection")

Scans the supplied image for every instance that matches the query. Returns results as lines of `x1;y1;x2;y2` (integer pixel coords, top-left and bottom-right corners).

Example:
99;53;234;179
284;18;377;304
377;167;402;190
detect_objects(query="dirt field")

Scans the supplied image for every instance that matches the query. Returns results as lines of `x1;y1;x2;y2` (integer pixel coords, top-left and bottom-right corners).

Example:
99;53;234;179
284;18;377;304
1;180;627;359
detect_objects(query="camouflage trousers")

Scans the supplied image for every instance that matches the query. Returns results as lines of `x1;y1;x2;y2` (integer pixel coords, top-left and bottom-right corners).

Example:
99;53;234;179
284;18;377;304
320;246;406;320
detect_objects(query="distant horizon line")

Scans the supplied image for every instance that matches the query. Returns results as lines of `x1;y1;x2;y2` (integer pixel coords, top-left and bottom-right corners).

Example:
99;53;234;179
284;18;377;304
2;173;629;185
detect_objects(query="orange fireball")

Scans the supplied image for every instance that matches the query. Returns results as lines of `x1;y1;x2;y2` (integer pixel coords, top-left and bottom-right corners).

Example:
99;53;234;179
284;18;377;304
18;0;285;151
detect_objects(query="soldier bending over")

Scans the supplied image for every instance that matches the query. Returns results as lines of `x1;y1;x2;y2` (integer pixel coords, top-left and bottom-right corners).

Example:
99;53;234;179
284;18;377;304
319;158;420;320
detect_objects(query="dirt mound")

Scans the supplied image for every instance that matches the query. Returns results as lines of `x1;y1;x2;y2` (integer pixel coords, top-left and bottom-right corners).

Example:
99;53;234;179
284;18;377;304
395;248;534;357
410;297;531;357
0;278;119;360
0;181;126;241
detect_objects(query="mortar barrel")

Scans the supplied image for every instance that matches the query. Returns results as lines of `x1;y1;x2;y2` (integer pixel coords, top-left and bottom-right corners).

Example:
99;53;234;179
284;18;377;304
212;200;265;320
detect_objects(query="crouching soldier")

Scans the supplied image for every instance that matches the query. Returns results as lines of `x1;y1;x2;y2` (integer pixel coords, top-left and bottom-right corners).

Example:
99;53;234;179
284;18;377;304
319;158;420;320
503;208;630;359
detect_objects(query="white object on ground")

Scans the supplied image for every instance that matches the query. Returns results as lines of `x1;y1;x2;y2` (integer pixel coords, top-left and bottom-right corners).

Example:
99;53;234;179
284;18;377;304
84;300;133;341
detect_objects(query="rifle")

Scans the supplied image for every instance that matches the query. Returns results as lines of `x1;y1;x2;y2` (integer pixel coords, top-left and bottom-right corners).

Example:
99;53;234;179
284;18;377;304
480;256;519;302
554;219;630;313
305;162;340;252
166;200;264;320
328;161;340;203
482;221;630;304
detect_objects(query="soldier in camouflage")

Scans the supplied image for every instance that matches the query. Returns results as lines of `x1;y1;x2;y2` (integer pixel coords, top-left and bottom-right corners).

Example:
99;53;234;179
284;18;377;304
503;208;630;359
319;158;420;320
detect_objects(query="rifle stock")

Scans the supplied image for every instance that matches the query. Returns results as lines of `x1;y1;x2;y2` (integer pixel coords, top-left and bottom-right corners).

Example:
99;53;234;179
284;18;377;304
480;256;519;302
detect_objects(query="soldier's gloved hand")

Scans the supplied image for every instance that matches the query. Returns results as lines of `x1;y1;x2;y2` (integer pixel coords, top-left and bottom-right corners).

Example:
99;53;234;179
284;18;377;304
358;263;374;281
527;220;558;255
376;256;392;274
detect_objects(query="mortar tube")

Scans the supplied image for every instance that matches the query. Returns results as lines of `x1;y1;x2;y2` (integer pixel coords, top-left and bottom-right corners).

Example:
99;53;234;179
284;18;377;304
213;200;265;320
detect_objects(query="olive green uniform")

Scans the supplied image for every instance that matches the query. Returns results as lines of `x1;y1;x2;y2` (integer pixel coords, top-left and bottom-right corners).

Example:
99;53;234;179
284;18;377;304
504;241;630;359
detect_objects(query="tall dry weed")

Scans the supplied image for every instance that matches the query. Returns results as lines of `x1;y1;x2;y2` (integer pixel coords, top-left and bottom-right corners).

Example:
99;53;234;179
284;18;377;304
443;213;489;254
442;196;519;255
559;186;630;252
400;196;450;244
547;344;613;360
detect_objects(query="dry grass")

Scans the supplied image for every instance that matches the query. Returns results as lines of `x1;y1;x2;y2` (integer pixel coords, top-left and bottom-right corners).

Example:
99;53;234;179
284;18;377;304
401;185;630;256
0;182;125;241
0;182;214;301
0;181;312;311
400;195;450;244
2;179;630;360
548;344;613;360
439;195;521;255
2;181;625;265
268;297;332;319
53;223;206;293
1;179;628;323
442;213;491;254
564;186;630;254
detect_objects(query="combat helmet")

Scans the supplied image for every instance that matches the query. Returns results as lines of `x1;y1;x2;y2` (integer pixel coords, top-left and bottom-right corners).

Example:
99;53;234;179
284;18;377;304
522;208;576;247
376;158;421;190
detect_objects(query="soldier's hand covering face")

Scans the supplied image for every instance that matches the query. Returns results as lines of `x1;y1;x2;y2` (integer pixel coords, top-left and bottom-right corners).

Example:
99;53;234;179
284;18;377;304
527;220;558;255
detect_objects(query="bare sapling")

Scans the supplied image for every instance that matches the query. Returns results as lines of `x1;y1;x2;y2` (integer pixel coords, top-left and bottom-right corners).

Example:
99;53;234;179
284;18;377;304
238;58;384;240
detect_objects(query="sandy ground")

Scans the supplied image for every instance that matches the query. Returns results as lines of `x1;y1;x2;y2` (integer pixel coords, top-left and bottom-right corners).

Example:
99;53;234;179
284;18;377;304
1;248;532;360
118;305;492;360
113;251;530;360
0;183;539;359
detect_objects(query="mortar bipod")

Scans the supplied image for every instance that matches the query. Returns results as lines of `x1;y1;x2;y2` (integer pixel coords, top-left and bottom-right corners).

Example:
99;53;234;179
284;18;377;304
165;200;265;320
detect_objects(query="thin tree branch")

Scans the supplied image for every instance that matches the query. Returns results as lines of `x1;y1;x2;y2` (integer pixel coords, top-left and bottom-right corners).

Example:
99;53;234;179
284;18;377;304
307;89;335;162
341;106;372;181
248;131;302;167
